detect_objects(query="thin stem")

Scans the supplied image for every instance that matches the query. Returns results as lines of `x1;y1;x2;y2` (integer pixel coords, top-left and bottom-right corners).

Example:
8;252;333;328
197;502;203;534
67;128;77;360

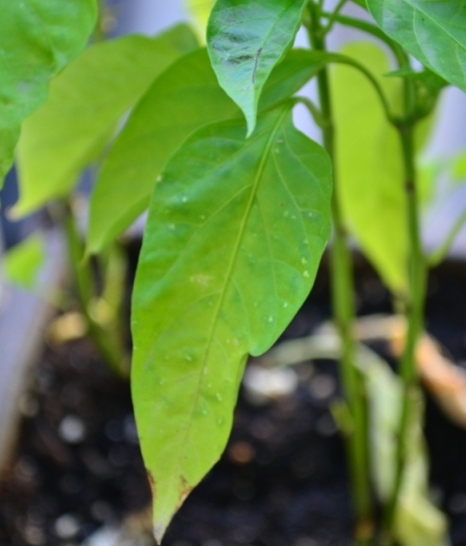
333;55;395;123
320;12;409;69
97;242;128;348
382;109;427;541
428;207;466;268
293;96;326;128
60;200;129;377
306;5;374;545
93;0;108;43
320;0;349;35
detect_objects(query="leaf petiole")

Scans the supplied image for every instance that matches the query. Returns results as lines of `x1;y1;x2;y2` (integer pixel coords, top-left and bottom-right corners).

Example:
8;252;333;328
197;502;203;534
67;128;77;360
428;207;466;268
320;11;408;69
293;96;327;129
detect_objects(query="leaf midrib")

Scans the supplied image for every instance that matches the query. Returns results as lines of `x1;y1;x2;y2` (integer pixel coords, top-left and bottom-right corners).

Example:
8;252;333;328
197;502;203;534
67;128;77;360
172;106;290;485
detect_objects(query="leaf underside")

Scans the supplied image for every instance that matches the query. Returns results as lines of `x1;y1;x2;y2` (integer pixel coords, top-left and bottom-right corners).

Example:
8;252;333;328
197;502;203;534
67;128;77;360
367;0;466;92
131;104;332;541
0;0;97;187
207;0;308;135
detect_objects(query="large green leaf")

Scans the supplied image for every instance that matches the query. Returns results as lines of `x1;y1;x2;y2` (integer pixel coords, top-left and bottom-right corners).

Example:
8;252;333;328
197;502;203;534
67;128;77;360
333;42;407;293
131;104;332;540
0;0;97;186
367;0;466;92
333;42;437;293
14;25;198;217
207;0;308;135
87;48;331;255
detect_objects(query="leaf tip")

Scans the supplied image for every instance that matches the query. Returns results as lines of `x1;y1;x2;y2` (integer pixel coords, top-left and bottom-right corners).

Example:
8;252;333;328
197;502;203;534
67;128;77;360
245;115;256;138
148;470;195;545
153;522;166;545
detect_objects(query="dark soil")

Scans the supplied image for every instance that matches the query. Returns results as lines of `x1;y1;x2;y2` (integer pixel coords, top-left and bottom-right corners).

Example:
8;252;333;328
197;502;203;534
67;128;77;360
1;255;466;546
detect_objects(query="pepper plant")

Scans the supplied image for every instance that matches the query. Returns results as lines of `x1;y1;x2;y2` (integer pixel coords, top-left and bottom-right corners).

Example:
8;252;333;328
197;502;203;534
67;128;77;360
2;0;466;545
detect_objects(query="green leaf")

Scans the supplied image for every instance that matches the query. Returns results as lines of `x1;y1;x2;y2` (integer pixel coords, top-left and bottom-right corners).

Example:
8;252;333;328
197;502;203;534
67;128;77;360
14;25;198;218
333;42;407;293
87;49;237;256
131;104;332;540
3;234;46;290
0;0;97;187
333;42;437;293
207;0;308;135
87;48;330;255
367;0;466;92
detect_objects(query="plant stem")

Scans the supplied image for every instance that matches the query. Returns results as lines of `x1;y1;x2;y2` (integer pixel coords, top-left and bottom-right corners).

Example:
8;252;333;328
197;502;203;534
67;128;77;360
428;207;466;268
306;4;374;544
382;103;427;543
332;55;394;123
320;0;348;35
93;0;107;43
294;96;326;129
60;200;129;377
319;12;408;69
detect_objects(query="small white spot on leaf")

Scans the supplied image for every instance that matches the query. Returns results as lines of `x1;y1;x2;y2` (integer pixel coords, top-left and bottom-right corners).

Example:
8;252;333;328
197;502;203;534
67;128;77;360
189;274;213;288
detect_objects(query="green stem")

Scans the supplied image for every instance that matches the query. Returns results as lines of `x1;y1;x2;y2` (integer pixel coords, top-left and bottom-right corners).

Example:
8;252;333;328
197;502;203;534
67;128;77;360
306;5;374;545
60;200;129;377
293;96;326;129
428;207;466;268
320;12;409;69
333;55;394;123
382;110;427;542
93;0;108;43
320;0;349;35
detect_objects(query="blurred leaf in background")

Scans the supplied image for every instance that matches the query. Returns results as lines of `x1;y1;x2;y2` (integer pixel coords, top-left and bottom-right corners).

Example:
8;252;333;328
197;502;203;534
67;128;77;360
15;24;198;217
3;234;45;290
0;0;97;186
